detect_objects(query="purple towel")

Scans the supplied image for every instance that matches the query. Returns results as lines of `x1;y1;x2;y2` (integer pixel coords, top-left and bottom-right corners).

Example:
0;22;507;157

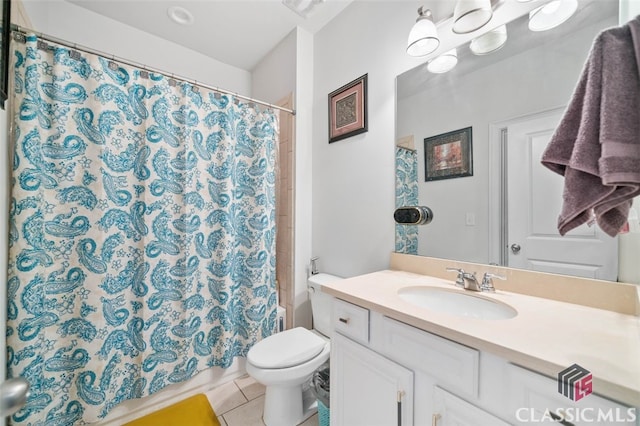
541;16;640;237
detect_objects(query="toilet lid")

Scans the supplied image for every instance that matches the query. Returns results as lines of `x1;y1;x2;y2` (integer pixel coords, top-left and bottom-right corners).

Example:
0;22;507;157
248;327;326;369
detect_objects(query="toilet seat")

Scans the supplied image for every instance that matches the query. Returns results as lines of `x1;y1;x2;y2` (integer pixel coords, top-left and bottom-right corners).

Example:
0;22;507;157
248;327;326;369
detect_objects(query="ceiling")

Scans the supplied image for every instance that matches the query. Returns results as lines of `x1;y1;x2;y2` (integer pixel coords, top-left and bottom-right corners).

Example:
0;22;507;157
65;0;353;71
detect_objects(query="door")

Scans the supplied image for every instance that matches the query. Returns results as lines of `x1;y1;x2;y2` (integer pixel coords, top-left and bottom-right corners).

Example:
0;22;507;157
330;332;414;426
506;110;618;280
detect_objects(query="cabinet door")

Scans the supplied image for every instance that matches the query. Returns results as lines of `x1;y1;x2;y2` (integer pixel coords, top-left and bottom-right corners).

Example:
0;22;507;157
433;387;510;426
331;332;414;426
506;364;638;426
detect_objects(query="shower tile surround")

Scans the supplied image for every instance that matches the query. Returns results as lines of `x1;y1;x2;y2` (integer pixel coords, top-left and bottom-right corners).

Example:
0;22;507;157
276;98;296;329
322;253;640;407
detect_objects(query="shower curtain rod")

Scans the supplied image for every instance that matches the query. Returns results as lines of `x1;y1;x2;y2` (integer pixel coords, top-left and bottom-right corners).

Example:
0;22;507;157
10;25;296;116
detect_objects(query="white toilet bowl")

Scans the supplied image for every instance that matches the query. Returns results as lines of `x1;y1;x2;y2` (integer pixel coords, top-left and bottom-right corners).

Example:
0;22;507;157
246;327;329;425
246;273;342;426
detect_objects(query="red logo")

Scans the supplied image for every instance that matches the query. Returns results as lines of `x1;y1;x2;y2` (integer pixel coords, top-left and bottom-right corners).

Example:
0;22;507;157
558;364;592;401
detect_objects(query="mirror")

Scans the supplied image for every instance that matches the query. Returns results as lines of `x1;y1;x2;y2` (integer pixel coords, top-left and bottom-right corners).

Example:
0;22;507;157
395;0;632;282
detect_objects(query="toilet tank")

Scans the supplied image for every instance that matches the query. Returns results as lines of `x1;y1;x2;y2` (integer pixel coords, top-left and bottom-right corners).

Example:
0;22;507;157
308;273;342;337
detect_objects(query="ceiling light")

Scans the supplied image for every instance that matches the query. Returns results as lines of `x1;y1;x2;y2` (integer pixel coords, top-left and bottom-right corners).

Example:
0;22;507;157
452;0;494;34
283;0;324;18
427;49;458;73
470;24;507;55
528;0;578;32
407;7;440;57
167;6;194;25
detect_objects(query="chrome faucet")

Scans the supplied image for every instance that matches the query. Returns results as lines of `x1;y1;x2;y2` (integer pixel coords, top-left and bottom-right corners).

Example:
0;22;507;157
446;268;493;292
445;267;465;288
461;272;481;291
480;272;506;293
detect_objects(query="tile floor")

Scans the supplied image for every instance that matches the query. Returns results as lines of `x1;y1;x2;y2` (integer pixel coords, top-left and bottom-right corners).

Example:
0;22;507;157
204;374;318;426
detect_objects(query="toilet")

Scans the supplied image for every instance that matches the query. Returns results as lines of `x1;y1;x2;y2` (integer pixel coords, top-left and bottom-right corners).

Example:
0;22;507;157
246;273;341;426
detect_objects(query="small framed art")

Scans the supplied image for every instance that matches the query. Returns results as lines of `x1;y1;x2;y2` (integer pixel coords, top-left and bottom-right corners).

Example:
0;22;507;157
424;127;473;181
328;74;368;143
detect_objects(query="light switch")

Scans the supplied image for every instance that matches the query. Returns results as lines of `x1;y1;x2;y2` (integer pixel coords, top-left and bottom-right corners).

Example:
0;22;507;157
466;213;475;226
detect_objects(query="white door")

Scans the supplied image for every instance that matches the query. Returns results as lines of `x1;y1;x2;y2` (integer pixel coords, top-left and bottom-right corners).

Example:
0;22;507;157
506;110;618;280
330;332;414;426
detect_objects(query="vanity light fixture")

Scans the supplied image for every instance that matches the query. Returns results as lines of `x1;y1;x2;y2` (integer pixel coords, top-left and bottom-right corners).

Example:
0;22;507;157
469;24;507;55
407;7;440;57
167;6;195;25
427;48;458;73
528;0;578;32
452;0;494;34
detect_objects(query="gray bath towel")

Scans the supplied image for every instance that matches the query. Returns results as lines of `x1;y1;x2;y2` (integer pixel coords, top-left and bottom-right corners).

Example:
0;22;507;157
541;16;640;237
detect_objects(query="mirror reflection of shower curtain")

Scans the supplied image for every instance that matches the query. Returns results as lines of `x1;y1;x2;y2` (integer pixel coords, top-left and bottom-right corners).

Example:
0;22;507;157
7;35;279;425
395;146;419;254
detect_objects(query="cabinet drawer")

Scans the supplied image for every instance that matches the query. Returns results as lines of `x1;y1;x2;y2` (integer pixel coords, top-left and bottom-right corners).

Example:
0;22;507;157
379;316;479;398
333;299;369;345
506;363;637;426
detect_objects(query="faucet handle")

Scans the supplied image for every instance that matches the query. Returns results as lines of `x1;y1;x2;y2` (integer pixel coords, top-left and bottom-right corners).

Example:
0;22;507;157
481;272;505;292
445;267;465;287
310;257;319;275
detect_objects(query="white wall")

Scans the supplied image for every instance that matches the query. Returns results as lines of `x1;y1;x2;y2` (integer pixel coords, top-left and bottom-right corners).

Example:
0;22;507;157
252;29;297;103
21;0;251;94
293;27;314;328
312;2;423;278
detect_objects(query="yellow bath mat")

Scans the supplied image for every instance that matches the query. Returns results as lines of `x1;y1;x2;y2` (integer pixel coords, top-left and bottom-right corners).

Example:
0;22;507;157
124;393;220;426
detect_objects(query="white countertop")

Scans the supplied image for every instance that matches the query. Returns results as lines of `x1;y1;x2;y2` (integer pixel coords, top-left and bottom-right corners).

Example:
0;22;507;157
321;269;640;407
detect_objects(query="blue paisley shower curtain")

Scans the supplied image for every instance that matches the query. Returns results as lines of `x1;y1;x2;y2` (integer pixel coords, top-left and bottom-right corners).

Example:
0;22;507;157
395;147;418;254
7;35;278;425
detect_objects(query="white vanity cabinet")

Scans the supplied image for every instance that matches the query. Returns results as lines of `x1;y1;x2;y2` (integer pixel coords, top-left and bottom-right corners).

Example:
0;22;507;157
331;332;414;426
505;364;638;426
330;299;414;426
330;298;638;426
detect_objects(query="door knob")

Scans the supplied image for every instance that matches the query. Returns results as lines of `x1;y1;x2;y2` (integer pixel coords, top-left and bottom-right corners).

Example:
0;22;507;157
510;244;521;254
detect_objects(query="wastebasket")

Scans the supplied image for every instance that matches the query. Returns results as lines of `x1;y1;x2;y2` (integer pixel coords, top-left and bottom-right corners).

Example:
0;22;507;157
311;360;330;426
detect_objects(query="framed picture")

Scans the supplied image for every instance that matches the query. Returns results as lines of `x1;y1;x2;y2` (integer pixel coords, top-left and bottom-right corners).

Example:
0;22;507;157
328;74;367;143
0;0;10;109
424;127;473;181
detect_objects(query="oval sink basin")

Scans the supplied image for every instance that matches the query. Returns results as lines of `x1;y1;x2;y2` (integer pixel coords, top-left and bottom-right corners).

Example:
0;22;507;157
398;286;517;320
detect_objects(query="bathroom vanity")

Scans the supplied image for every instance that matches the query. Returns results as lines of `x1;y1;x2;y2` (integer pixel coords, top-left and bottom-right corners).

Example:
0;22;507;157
323;254;640;426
